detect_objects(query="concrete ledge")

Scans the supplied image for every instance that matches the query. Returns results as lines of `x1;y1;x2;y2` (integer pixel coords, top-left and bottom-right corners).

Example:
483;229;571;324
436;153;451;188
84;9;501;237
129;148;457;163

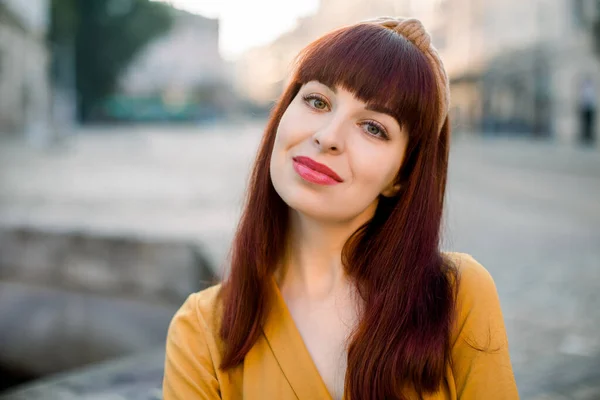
0;227;217;302
0;227;218;377
0;281;177;377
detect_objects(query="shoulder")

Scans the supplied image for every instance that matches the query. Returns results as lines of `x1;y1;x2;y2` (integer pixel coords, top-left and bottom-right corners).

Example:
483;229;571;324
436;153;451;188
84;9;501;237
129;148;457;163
443;252;507;347
166;283;226;364
441;255;518;396
191;283;224;318
163;284;228;398
444;252;497;296
171;284;224;337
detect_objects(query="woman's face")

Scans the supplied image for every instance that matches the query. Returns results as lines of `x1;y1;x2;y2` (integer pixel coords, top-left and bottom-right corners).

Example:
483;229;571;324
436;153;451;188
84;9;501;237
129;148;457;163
270;80;409;223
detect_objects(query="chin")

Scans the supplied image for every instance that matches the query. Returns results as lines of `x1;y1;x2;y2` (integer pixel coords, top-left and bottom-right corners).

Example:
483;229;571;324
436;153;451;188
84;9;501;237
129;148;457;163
287;192;358;223
273;182;330;219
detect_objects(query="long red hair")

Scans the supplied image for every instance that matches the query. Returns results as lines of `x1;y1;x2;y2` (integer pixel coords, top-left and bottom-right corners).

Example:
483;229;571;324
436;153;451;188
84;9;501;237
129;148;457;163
219;22;457;399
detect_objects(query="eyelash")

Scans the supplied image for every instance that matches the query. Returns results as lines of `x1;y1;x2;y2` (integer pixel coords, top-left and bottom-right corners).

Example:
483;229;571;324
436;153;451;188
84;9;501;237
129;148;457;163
301;94;390;140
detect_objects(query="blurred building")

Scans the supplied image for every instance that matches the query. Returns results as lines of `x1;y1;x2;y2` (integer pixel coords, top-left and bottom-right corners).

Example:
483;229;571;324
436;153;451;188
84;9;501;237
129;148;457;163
234;0;411;106
115;9;233;122
236;0;600;145
0;0;51;140
414;0;600;144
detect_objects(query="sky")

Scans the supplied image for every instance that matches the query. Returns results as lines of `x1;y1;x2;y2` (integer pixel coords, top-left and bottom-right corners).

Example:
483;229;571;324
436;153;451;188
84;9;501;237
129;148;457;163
153;0;320;61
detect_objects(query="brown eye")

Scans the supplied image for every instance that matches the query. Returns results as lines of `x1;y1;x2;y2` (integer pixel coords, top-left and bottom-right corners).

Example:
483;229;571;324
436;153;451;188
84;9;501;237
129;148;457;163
313;99;326;109
302;94;330;111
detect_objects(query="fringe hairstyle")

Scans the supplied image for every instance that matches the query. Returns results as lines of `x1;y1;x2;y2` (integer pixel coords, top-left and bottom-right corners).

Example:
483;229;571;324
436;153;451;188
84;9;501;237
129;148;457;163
219;22;458;399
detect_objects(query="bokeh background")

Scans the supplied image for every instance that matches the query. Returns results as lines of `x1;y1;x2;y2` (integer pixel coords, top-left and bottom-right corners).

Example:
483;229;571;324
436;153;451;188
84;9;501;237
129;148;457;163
0;0;599;399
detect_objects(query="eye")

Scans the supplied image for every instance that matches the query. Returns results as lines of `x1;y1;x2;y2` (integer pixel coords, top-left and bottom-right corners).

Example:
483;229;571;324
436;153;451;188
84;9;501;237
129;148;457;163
302;94;330;111
361;120;389;140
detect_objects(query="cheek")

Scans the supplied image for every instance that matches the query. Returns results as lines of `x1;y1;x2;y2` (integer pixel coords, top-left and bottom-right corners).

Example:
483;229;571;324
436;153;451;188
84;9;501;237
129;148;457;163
349;141;405;191
270;108;301;181
273;107;303;152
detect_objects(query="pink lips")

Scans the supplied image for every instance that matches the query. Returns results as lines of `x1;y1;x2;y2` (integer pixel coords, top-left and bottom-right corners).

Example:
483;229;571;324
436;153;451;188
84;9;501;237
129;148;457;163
292;156;343;186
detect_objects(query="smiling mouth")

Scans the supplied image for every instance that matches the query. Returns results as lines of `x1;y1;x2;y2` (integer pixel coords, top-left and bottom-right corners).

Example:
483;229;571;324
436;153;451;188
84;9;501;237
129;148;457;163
292;156;343;186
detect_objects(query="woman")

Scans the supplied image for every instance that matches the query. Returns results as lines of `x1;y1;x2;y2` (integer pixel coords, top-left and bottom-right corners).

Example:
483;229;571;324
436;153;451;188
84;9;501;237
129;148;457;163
163;17;519;400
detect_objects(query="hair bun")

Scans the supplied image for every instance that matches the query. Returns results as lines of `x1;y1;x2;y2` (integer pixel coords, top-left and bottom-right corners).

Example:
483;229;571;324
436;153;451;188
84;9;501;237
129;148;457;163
361;16;450;135
393;19;431;53
362;17;431;53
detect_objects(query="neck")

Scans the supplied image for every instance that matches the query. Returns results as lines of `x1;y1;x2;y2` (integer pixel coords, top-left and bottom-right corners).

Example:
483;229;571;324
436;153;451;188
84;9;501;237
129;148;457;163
277;206;375;300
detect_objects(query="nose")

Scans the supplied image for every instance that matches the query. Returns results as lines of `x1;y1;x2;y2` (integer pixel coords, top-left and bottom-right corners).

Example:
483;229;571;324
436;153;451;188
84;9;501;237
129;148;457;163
312;116;345;154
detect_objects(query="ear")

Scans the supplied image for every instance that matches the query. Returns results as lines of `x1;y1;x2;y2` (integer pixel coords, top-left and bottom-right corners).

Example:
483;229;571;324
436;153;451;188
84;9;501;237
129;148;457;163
381;182;402;198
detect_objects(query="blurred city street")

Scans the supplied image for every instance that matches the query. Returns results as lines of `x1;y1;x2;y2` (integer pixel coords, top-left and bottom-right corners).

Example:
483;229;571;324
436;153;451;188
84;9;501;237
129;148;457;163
0;122;599;398
1;0;600;398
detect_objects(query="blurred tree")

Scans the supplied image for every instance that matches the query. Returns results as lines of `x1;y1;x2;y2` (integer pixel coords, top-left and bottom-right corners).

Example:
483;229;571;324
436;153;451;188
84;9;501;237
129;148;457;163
594;1;600;56
49;0;173;122
49;0;78;43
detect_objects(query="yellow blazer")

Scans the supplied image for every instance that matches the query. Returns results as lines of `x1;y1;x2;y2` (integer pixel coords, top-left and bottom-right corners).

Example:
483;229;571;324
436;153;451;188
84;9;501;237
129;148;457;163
162;253;519;399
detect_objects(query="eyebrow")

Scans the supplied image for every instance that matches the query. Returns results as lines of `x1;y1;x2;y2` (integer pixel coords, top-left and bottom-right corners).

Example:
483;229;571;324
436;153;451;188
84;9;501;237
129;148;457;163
365;103;397;119
320;82;337;94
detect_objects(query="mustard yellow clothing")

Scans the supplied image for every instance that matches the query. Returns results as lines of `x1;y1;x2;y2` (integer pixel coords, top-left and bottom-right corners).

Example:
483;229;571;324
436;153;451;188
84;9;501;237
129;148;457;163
162;253;519;399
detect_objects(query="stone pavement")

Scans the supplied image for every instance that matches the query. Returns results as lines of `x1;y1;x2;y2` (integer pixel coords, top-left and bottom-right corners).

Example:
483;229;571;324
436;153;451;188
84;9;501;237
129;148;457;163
447;138;600;399
0;124;599;399
0;349;166;400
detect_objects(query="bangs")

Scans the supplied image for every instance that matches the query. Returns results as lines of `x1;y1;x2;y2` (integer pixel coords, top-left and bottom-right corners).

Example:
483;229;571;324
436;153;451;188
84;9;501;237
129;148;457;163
292;23;439;133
